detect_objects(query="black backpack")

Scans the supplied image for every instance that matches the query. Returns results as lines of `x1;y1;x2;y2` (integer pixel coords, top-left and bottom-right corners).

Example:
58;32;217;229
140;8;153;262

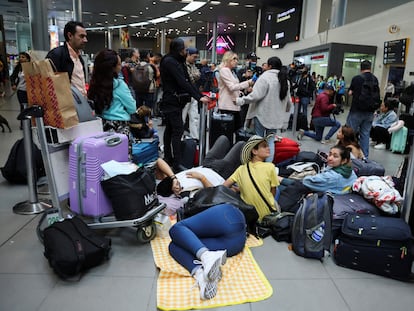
358;74;381;112
131;63;154;93
1;139;46;184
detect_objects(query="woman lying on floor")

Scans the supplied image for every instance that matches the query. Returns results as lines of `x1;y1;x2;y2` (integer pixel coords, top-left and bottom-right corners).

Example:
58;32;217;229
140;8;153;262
168;203;247;300
154;135;245;214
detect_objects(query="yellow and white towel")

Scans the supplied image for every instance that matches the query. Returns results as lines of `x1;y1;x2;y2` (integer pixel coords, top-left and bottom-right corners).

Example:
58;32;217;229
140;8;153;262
151;235;273;310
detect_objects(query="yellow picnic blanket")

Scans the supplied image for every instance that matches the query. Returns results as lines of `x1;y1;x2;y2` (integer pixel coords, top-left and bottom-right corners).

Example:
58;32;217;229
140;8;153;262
151;235;273;310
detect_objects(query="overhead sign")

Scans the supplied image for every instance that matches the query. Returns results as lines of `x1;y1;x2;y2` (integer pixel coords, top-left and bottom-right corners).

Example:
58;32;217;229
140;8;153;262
383;38;408;65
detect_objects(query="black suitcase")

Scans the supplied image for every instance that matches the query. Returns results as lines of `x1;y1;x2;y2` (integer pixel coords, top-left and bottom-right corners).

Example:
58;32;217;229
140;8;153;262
180;138;197;169
334;214;413;281
209;112;234;148
351;158;385;177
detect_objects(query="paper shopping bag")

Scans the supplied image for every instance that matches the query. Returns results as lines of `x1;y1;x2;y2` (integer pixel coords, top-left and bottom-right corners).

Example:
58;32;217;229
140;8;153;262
23;59;79;128
22;61;45;106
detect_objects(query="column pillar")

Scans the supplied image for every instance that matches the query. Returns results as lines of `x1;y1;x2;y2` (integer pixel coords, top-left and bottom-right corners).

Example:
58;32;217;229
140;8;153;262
211;21;217;64
160;29;166;55
73;0;83;22
27;0;49;51
329;0;347;29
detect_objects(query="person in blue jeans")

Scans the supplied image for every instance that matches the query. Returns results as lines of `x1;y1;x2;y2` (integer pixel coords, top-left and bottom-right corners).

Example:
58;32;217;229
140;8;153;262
297;84;341;143
168;203;246;300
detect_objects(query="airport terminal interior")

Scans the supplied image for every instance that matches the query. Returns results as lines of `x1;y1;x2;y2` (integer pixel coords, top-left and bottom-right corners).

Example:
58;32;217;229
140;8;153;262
1;1;414;311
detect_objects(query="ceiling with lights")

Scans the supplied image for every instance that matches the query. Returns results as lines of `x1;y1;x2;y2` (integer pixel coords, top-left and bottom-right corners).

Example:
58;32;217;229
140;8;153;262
0;0;274;38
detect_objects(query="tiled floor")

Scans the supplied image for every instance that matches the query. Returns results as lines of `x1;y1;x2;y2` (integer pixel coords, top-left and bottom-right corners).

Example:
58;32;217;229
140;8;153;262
0;94;413;311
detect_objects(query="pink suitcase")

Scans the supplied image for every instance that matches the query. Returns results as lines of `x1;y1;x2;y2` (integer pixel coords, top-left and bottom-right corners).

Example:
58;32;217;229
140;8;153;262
69;132;129;217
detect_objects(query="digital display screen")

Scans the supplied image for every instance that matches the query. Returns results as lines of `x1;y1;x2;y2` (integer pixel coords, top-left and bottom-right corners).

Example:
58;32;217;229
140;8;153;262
206;35;235;55
259;0;303;48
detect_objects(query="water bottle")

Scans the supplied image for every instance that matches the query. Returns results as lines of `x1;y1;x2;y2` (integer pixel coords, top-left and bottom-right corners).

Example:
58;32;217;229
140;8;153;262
311;224;325;242
154;213;172;238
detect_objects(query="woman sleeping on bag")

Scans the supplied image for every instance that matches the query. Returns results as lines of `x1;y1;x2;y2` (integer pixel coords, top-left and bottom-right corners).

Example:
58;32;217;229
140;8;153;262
301;145;357;195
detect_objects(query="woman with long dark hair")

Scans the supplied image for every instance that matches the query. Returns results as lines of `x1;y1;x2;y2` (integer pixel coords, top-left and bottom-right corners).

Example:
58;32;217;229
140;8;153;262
88;49;136;134
10;52;31;128
236;56;292;162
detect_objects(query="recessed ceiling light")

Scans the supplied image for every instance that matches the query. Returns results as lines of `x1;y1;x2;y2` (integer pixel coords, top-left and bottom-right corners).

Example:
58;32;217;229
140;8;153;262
228;2;239;6
245;4;255;8
99;12;109;16
210;1;221;5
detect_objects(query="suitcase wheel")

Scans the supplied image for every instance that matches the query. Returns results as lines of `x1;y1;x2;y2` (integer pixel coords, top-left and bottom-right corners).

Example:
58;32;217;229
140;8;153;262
136;222;156;243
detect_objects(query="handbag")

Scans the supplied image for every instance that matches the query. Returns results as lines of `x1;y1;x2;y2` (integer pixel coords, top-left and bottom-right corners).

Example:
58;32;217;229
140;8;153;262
101;168;158;220
22;59;79;128
182;185;259;233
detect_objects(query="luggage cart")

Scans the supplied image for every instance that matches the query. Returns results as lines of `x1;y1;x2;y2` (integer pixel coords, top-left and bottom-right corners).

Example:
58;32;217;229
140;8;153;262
24;106;165;243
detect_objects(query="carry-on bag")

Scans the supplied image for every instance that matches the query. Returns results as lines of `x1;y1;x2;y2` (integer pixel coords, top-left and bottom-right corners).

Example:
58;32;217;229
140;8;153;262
69;132;129;217
131;138;159;166
332;193;380;239
180;137;198;168
101;167;158;220
273;137;300;164
334;214;413;280
43;217;111;279
390;126;408;153
209;111;234;148
291;192;334;259
351;158;385;177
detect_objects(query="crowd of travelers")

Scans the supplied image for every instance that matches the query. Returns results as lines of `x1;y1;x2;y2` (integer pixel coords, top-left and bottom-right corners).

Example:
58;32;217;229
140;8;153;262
5;20;411;301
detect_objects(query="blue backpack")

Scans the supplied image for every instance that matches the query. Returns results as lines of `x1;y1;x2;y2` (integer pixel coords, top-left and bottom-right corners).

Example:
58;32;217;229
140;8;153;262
291;192;334;259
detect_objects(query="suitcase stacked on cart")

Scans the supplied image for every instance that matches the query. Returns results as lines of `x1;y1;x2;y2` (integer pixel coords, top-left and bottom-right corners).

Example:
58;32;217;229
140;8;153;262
69;132;129;217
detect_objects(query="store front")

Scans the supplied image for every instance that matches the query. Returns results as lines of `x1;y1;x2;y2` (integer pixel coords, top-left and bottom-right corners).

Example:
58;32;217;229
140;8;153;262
293;43;377;88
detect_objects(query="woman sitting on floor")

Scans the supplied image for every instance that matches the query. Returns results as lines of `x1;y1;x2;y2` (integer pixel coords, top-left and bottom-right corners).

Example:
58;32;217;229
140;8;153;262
370;98;398;150
301;145;357;194
176;135;279;221
336;125;365;159
168;203;246;300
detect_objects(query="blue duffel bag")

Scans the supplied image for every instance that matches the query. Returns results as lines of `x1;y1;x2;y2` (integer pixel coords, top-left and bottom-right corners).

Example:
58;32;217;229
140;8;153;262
131;139;159;166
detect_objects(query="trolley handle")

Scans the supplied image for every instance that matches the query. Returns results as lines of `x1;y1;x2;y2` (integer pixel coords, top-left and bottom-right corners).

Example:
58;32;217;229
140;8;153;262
105;136;122;146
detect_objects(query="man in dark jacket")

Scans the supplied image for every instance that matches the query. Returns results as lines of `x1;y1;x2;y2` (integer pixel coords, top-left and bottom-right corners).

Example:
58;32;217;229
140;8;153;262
46;21;88;96
160;38;210;172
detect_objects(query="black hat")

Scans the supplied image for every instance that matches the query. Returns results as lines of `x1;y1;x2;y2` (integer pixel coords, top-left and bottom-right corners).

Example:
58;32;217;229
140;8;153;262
325;84;335;91
246;52;260;60
186;47;199;55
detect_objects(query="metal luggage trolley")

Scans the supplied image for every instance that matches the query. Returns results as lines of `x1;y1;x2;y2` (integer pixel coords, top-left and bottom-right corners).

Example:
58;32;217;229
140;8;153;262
23;106;165;243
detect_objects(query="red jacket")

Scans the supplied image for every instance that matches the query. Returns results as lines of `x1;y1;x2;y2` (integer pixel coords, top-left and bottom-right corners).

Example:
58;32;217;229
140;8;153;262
311;91;335;118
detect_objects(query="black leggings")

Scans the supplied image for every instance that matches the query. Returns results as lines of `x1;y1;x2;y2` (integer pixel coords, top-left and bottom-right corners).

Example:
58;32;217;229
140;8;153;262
370;126;391;146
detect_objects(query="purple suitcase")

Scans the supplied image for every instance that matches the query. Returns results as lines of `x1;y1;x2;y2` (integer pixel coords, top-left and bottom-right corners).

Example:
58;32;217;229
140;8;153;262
69;132;129;217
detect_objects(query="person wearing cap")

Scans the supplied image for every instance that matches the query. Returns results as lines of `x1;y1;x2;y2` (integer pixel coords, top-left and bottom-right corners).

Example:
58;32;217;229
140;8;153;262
182;47;201;140
297;84;341;143
236;56;292;162
160;38;210;172
218;51;254;132
223;135;280;221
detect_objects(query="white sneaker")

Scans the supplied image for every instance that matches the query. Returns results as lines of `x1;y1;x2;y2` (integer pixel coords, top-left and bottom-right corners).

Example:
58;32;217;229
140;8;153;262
200;250;227;281
374;143;386;150
369;140;377;146
320;139;332;144
297;129;305;140
194;268;218;300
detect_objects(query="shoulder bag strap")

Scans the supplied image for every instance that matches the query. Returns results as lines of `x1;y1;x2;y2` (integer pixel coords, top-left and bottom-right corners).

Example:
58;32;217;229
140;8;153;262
247;163;274;212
